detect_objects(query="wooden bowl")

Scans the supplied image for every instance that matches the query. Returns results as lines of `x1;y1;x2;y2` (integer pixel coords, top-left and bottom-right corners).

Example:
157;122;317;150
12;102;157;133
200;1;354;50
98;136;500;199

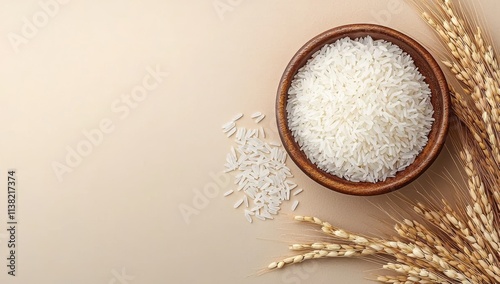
276;24;450;196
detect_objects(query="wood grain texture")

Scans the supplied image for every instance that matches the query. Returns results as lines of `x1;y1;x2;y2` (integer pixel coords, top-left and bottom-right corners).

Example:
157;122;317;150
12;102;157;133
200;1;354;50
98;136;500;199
276;24;450;196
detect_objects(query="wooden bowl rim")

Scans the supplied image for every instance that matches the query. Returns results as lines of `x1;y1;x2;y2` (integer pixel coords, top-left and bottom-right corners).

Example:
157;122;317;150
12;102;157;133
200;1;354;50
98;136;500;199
276;23;450;196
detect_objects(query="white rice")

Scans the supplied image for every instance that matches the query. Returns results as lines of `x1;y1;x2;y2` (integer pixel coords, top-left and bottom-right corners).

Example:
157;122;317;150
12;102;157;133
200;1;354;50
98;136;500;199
255;114;266;123
226;127;237;138
222;112;303;222
287;36;434;183
251;112;262;118
269;141;281;147
244;210;253;223
222;121;235;130
232;113;243;121
259;126;266;138
234;198;244;209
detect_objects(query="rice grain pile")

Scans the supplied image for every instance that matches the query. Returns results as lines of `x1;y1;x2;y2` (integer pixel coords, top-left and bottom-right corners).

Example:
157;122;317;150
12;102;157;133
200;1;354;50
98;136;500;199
287;36;434;182
222;112;303;223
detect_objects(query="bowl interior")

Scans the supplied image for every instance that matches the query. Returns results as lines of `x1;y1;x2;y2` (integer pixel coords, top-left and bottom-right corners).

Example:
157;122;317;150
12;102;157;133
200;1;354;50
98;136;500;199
276;24;449;196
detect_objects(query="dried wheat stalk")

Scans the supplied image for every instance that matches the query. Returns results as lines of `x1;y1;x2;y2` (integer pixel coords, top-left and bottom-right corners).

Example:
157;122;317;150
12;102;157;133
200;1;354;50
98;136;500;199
269;0;500;282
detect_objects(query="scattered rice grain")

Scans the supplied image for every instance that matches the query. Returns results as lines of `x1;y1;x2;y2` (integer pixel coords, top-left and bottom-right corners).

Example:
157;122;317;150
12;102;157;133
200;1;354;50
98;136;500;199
243;195;249;207
222;121;235;130
232;113;243;121
251;112;262;118
226;127;237;138
245;213;253;223
259;127;266;138
234;198;244;209
255;114;266;123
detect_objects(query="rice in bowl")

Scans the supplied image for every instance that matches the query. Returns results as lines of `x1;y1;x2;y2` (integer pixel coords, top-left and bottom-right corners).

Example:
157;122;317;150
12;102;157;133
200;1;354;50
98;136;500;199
286;36;434;183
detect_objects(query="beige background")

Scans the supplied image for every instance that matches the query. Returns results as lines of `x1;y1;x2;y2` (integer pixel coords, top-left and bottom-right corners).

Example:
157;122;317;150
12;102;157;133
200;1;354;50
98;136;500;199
0;1;499;283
